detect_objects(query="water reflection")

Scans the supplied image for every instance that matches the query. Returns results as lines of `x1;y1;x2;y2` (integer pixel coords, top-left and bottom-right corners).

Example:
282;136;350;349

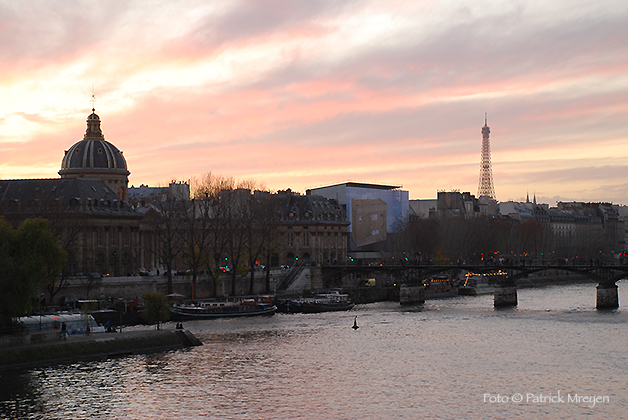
0;369;44;418
1;281;627;419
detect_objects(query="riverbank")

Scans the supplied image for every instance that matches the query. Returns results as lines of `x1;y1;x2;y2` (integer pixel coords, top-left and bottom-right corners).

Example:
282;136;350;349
0;328;202;371
4;283;623;420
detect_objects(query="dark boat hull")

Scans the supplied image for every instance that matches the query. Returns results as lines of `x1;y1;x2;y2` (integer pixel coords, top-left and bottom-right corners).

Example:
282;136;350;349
92;309;145;327
458;286;477;296
424;277;458;299
278;300;355;313
170;304;277;321
300;302;355;313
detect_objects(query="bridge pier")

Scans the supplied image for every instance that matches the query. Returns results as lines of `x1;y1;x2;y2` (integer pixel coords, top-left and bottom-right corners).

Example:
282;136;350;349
399;284;425;305
596;283;619;310
494;285;517;307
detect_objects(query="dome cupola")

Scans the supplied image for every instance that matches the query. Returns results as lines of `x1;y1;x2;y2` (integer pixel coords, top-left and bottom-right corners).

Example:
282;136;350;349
59;109;130;200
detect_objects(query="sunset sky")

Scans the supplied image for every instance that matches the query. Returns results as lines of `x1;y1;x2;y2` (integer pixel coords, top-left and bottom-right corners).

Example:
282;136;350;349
1;0;628;205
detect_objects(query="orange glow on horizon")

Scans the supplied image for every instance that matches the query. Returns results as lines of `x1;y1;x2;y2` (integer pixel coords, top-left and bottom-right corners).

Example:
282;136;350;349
1;1;628;204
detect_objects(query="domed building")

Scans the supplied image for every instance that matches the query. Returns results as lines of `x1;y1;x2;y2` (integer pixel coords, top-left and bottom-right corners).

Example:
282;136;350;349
0;109;161;282
59;109;130;201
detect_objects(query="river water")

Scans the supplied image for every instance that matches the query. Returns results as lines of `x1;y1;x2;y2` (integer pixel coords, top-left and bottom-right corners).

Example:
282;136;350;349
1;280;627;419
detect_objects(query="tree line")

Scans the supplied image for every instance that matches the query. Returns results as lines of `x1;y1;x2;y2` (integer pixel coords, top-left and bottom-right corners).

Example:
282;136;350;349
386;215;616;265
150;173;283;298
0;218;66;330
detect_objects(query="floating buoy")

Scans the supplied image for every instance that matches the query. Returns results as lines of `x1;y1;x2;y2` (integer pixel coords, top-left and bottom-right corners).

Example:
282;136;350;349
352;316;359;330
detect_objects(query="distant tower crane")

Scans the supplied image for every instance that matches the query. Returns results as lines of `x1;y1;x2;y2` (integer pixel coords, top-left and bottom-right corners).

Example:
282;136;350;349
477;113;496;203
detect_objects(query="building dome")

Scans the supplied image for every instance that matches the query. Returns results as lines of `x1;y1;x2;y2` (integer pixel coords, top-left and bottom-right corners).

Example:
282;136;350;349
59;109;130;200
59;109;129;176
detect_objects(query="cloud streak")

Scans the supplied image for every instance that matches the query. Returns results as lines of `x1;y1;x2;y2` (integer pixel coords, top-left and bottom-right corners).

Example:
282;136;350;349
1;0;628;205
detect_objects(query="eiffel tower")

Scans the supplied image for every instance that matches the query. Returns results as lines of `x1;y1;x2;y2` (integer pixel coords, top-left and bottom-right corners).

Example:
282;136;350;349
477;113;496;203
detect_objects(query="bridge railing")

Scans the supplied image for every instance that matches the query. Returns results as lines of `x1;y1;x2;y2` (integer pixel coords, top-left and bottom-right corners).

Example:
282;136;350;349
325;258;624;269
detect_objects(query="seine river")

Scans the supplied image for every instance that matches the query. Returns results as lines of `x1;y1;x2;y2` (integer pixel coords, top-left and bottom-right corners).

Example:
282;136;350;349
2;281;627;419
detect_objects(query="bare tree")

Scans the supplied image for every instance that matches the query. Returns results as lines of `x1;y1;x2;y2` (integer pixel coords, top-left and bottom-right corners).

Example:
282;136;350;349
243;191;278;295
195;173;235;297
256;194;282;293
196;175;261;297
179;198;212;300
223;188;252;296
148;187;186;295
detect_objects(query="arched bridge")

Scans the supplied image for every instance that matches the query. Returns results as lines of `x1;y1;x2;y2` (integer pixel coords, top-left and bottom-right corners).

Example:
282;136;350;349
320;263;628;309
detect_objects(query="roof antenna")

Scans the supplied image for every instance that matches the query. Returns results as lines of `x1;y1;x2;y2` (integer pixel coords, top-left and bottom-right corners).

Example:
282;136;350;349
485;112;487;126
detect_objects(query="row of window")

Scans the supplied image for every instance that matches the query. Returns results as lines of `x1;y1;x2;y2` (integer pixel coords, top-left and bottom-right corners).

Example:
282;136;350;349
286;231;346;248
94;228;134;246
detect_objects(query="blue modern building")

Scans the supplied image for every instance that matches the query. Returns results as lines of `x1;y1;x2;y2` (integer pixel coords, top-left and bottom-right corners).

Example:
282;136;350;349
307;182;409;256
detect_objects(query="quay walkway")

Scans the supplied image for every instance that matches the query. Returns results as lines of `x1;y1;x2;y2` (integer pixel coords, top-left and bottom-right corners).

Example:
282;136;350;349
0;328;202;371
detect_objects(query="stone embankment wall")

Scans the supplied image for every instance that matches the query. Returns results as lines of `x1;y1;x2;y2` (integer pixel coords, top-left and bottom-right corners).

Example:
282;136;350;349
0;329;202;371
350;286;398;304
49;270;284;303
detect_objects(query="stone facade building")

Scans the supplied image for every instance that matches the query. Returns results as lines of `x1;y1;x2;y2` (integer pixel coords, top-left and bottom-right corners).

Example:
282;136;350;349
1;110;351;295
276;190;349;266
0;110;158;277
435;191;481;218
499;199;622;259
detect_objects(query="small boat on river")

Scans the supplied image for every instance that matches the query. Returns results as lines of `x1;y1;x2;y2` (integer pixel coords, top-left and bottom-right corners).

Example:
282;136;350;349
278;291;355;313
462;273;500;295
423;276;458;299
170;298;277;320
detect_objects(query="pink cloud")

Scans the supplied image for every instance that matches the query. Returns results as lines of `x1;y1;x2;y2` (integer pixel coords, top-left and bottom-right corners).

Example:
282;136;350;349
2;1;628;204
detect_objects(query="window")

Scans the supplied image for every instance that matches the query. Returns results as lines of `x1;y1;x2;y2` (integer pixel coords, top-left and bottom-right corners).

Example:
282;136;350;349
304;232;310;247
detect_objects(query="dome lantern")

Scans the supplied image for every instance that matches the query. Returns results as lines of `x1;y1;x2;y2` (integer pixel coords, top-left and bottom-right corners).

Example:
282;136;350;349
84;108;104;139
